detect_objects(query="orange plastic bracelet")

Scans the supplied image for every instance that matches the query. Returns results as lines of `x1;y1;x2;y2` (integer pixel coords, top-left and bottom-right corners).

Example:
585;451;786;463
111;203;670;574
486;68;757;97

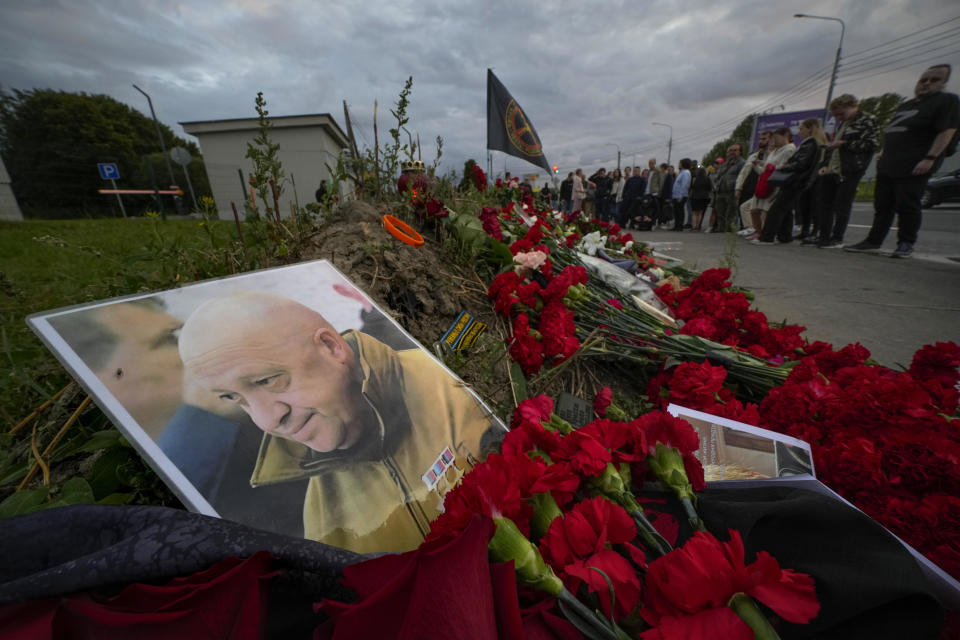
383;215;424;247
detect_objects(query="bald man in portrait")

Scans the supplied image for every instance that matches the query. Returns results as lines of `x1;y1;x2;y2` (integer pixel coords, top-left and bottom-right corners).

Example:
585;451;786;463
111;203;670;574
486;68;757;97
178;291;503;553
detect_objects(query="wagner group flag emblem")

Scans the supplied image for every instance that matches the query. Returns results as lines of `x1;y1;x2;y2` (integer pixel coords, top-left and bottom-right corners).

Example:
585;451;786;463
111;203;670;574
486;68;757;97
487;69;551;172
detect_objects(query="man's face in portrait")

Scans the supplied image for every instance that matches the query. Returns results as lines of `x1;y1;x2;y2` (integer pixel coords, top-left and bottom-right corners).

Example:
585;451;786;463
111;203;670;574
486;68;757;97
180;293;368;453
57;300;185;439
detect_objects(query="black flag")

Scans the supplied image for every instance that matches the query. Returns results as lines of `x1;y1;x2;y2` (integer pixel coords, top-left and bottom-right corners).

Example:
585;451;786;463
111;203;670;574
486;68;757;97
486;69;551;172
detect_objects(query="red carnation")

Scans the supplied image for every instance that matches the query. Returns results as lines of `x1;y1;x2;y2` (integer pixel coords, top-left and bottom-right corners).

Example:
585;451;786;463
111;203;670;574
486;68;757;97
909;341;960;388
664;361;728;409
509;313;544;375
642;529;819;636
539;496;644;620
593;387;613;416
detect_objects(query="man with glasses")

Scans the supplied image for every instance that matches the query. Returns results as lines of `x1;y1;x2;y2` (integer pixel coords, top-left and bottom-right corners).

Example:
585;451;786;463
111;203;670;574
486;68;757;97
846;65;958;258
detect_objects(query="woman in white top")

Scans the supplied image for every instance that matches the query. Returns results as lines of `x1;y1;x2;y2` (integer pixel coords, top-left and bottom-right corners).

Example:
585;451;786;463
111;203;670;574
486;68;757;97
737;129;796;239
572;168;587;213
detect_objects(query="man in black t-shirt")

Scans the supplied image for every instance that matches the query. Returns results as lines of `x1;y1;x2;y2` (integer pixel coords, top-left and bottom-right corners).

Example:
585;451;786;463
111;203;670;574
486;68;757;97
846;65;959;258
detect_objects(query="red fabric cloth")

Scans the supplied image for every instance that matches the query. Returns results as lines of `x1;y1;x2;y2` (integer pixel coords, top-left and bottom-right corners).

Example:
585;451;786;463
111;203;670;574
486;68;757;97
0;552;276;640
318;515;581;640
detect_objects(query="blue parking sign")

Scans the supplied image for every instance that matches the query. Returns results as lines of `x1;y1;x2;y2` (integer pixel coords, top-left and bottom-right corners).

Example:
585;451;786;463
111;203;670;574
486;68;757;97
97;163;120;180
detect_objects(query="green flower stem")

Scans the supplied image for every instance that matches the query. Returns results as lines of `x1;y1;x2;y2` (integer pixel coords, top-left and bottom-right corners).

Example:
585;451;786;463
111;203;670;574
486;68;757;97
630;511;672;557
529;491;563;539
489;517;563;596
728;593;782;640
590;465;672;556
557;587;632;640
681;497;707;532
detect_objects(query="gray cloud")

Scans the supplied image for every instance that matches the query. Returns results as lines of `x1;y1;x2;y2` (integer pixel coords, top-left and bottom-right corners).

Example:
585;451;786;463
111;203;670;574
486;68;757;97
2;0;958;179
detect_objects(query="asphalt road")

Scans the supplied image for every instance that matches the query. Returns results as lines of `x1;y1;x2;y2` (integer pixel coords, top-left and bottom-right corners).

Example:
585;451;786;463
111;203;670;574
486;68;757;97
643;201;960;368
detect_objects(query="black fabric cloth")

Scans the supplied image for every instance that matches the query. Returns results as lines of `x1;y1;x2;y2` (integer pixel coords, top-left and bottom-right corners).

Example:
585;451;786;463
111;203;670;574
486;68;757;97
559;177;573;200
878;91;959;177
0;486;949;639
866;173;928;245
0;505;361;605
695;486;946;640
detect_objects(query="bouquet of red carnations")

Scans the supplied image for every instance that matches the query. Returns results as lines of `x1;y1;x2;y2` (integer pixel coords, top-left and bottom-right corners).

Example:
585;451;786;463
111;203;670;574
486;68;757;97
322;391;820;639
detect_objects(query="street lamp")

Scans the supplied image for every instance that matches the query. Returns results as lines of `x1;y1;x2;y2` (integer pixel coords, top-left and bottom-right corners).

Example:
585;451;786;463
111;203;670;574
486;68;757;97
605;142;621;171
651;122;673;165
793;14;846;118
133;83;180;216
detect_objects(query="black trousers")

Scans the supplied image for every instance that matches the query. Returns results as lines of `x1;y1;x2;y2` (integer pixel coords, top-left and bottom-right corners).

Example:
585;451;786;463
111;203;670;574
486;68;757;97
816;173;862;244
866;173;929;245
796;186;816;237
759;186;800;243
672;198;687;230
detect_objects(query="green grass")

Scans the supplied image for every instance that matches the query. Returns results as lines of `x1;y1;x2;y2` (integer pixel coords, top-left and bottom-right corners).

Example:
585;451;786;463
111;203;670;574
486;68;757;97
855;180;875;201
0;217;242;509
0;217;237;421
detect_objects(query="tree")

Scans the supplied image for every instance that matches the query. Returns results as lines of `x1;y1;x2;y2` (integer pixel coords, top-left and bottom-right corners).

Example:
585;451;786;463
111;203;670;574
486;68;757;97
858;92;905;147
701;114;756;168
0;88;211;218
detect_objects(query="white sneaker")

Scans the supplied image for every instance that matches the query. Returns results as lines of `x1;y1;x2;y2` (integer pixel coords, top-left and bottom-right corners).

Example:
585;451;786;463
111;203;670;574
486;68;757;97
736;227;755;237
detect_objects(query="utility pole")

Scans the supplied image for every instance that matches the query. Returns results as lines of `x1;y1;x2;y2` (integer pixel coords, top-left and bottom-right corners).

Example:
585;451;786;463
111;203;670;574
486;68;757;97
652;122;673;166
133;84;180;216
794;14;846;120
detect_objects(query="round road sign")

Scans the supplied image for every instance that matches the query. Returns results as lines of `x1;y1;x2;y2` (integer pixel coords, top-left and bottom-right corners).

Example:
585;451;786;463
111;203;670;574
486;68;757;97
169;146;192;166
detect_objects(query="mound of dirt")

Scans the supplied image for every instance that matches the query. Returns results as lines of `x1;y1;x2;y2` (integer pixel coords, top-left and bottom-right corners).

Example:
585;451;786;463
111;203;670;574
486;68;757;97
303;201;511;409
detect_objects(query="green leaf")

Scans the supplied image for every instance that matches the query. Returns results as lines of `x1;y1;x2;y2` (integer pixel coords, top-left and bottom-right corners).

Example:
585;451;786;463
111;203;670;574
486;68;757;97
86;447;132;498
510;361;528;402
96;492;135;505
663;356;684;370
488;239;514;266
57;478;95;504
0;488;49;518
76;429;127;453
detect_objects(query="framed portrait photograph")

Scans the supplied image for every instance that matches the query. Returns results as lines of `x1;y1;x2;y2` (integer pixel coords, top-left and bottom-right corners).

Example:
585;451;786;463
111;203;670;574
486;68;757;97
29;259;506;553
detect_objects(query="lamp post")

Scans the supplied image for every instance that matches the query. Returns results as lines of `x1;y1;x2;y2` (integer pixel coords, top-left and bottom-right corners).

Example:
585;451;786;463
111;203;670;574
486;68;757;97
605;142;621;171
793;14;845;118
651;122;673;166
133;84;180;216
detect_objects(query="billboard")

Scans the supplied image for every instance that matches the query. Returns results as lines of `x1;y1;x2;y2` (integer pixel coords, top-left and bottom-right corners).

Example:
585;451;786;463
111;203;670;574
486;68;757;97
751;109;836;150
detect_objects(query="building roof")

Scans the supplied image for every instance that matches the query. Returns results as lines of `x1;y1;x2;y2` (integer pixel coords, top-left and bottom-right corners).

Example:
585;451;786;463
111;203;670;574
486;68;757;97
180;113;350;149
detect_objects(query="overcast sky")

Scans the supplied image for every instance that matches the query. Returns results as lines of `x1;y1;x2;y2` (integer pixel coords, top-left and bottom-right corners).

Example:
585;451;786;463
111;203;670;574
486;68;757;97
2;0;959;180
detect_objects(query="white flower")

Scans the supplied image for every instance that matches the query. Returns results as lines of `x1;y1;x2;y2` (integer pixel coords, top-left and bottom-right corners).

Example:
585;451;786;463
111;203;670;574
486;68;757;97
578;231;607;256
623;240;634;251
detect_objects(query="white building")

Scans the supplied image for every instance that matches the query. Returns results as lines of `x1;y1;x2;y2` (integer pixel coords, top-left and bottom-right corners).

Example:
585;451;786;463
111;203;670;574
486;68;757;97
180;113;350;220
0;155;24;221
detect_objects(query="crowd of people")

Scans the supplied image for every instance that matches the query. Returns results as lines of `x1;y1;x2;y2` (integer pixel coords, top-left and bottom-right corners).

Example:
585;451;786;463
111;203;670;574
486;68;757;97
550;64;958;259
